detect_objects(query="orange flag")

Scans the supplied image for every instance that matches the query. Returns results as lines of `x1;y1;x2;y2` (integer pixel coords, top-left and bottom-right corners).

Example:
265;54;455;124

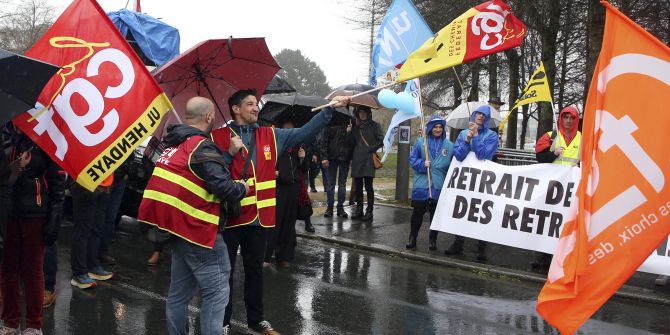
536;2;670;334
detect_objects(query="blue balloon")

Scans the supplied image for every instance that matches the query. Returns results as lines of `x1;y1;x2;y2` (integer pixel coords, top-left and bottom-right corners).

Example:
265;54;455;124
378;89;399;109
396;92;416;115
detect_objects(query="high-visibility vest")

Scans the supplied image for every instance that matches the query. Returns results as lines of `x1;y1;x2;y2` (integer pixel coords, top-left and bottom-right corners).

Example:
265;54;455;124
211;127;278;228
138;135;221;248
548;130;581;165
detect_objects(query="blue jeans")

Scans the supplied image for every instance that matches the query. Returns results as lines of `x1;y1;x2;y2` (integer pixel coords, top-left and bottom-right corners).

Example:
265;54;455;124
70;186;109;276
326;159;350;209
166;234;231;335
100;178;127;257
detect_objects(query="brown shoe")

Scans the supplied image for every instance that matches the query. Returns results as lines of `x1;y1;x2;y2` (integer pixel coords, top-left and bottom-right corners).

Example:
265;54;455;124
147;251;161;266
278;261;291;268
249;321;280;335
43;290;56;308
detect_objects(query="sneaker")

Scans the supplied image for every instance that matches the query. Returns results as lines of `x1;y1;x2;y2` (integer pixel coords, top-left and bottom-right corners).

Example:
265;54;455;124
656;275;669;286
222;325;230;335
249;321;280;335
71;274;97;289
43;290;56;308
88;266;113;281
0;326;20;335
22;328;43;335
323;207;333;218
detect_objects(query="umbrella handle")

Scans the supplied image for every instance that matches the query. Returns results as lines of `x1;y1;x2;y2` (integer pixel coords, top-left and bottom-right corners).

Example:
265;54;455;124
311;81;398;112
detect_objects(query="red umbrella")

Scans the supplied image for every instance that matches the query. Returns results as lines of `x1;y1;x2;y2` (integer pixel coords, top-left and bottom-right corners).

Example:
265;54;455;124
152;37;280;139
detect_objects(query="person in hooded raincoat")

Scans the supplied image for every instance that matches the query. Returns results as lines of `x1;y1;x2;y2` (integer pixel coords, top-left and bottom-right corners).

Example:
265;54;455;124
445;105;498;261
531;105;581;269
535;105;581;165
406;116;453;251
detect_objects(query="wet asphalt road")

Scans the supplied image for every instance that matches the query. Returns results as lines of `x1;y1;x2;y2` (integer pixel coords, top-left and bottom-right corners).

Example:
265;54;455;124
39;226;669;335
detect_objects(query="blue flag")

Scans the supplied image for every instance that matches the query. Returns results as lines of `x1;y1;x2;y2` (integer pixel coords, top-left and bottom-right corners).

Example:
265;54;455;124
369;0;432;86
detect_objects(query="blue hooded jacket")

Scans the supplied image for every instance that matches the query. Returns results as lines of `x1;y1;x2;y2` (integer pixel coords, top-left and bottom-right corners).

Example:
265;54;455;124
453;105;498;161
410;116;453;200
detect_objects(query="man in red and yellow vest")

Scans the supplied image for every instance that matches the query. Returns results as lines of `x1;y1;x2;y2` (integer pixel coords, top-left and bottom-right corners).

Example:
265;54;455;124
535;105;581;166
139;97;248;335
533;104;581;269
211;89;350;335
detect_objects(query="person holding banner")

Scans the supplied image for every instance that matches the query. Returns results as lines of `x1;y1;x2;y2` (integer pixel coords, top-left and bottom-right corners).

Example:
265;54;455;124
212;90;348;335
445;105;498;261
531;105;581;270
535;105;581;166
406;116;453;250
138;97;248;335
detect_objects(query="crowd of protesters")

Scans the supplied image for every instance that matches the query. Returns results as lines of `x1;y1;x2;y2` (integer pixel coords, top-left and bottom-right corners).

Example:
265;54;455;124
1;88;667;335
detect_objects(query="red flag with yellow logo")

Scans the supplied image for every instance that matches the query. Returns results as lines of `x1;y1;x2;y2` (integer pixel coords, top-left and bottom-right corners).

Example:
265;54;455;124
537;2;670;334
12;0;172;191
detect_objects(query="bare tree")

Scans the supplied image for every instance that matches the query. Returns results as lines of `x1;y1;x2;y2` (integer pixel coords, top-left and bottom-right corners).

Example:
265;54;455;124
0;0;55;53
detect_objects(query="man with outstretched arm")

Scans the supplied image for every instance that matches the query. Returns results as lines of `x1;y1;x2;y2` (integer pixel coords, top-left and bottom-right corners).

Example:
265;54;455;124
211;90;350;335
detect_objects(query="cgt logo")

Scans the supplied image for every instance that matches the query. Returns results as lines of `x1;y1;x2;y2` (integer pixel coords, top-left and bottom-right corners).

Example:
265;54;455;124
28;37;136;160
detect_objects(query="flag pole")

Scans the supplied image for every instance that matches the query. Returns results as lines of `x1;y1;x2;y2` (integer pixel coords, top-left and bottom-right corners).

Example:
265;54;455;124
451;67;472;117
311;81;399;112
418;87;433;200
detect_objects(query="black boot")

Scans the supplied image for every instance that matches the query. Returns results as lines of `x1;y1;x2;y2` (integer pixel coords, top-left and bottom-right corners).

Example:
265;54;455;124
476;241;487;262
405;235;417;249
304;220;315;233
444;238;464;256
428;230;438;251
324;207;333;218
336;208;349;218
351;205;364;220
361;207;373;221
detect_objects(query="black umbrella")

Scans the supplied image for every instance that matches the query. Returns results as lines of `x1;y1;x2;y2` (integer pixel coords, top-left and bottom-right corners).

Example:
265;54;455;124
0;48;60;125
263;75;295;94
326;83;382;109
260;93;352;127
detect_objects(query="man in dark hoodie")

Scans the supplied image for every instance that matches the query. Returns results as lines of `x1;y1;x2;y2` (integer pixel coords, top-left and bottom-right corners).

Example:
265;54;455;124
138;96;248;335
211;90;349;335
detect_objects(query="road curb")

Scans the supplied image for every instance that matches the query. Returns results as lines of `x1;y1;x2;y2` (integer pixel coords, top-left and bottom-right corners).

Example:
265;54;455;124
297;232;670;306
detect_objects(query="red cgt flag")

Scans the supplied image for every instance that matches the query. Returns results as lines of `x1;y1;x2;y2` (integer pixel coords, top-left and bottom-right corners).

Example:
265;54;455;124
396;0;526;82
537;2;670;334
13;0;172;191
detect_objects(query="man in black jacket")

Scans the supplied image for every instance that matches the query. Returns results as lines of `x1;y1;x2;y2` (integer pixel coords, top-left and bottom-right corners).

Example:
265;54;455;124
320;122;354;218
0;146;8;261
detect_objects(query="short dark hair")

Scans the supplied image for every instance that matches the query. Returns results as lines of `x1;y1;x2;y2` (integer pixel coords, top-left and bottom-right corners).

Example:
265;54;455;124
228;89;257;114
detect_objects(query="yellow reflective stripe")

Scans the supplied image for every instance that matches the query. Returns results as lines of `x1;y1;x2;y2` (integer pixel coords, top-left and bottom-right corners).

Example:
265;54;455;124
256;180;276;190
143;190;219;225
235;178;256;187
257;198;276;209
240;196;257;206
153;167;219;203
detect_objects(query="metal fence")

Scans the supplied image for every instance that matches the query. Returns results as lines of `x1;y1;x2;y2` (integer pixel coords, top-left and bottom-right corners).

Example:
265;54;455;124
495;148;537;166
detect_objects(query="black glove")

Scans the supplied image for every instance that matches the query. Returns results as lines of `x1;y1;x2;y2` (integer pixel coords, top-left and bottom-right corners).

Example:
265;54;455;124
43;206;63;246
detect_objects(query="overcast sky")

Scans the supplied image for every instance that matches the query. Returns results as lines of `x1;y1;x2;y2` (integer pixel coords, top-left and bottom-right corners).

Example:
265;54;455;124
44;0;371;89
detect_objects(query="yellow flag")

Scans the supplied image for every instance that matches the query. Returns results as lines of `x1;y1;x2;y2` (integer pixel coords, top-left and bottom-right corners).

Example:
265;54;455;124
510;61;553;110
395;0;526;83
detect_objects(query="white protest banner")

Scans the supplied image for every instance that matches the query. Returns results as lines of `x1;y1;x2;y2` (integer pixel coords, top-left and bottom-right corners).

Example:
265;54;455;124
431;153;670;276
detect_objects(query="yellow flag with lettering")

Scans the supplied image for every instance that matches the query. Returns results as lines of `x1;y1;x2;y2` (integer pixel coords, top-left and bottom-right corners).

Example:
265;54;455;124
510;61;553;111
395;0;526;83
